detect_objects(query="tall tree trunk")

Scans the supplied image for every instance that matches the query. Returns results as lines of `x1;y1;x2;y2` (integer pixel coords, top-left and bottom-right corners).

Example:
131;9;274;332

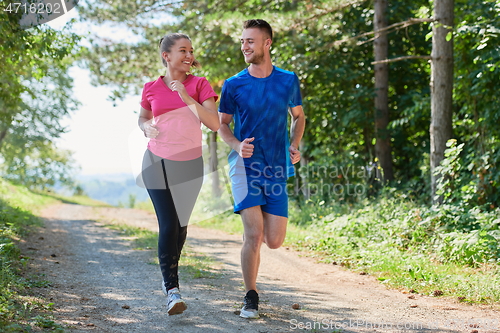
430;0;454;201
374;0;394;182
0;128;7;150
208;131;221;197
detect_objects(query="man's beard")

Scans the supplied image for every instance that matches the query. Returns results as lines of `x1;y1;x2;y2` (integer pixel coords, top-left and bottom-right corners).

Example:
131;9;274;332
246;50;265;64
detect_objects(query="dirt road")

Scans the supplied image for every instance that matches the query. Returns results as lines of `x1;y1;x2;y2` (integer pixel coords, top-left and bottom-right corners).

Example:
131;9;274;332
19;203;499;332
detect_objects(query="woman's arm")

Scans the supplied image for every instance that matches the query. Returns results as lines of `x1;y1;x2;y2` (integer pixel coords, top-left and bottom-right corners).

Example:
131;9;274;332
138;107;159;138
194;96;219;132
170;80;220;132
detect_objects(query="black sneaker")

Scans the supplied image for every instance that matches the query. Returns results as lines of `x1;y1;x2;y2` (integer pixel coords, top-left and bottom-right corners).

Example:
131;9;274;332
240;290;259;319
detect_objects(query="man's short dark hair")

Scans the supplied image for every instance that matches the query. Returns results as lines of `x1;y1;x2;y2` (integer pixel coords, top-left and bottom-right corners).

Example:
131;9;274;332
243;19;273;40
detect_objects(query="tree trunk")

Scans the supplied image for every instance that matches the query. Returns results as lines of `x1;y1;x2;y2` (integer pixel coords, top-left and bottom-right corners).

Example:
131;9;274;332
374;0;394;182
430;0;454;201
208;131;221;197
0;128;7;150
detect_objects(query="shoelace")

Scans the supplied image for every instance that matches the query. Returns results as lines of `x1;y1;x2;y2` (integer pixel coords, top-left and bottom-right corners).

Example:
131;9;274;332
243;295;258;310
168;291;182;304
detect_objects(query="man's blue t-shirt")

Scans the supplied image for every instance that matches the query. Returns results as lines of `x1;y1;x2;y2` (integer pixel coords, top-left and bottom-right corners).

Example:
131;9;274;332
219;66;302;182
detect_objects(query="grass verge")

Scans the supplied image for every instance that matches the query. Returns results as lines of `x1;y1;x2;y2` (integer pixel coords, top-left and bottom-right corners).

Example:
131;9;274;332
195;197;500;306
106;223;222;280
40;192;111;207
287;197;500;305
0;178;65;332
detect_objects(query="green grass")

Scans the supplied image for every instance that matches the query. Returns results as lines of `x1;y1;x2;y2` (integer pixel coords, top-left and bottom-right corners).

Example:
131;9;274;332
0;179;58;213
294;229;500;303
361;254;500;304
107;223;222;280
194;193;500;305
41;192;111;207
134;199;155;213
179;248;222;279
287;198;500;304
196;210;244;235
0;178;65;331
106;223;157;250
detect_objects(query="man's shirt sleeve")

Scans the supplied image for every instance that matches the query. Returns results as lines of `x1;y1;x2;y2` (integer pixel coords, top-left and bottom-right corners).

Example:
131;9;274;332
218;80;236;115
289;73;303;108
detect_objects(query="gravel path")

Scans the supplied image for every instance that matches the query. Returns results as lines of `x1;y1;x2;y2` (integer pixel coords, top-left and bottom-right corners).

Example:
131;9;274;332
19;203;500;332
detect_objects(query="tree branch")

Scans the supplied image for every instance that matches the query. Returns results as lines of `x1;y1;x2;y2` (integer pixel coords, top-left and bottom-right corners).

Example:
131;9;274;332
141;0;183;13
290;0;363;29
371;55;432;64
325;17;436;48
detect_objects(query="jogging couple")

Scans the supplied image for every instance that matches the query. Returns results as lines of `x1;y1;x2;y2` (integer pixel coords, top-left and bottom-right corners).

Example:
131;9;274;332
138;19;306;319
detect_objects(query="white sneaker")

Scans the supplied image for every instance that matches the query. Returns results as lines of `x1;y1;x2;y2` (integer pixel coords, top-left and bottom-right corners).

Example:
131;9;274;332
240;290;259;319
165;287;187;315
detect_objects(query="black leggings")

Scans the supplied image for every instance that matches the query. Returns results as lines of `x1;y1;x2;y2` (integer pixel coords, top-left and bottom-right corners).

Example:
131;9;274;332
140;150;203;291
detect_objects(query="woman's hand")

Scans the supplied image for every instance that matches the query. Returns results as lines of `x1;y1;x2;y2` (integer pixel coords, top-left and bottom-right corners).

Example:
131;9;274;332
170;80;188;100
143;118;159;138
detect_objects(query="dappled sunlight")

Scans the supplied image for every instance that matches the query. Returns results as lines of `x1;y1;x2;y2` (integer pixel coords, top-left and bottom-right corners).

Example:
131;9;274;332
105;316;140;324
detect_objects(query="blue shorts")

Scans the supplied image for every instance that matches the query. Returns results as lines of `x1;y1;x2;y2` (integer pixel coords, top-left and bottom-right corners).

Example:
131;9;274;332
231;173;288;218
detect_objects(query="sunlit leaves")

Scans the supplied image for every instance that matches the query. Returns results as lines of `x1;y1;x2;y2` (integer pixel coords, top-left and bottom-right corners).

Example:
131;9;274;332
0;9;81;189
80;0;500;205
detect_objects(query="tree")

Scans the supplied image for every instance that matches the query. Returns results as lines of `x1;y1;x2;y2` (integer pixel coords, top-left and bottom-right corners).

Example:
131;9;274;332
0;8;81;189
77;0;428;202
373;0;393;182
208;132;221;196
81;0;499;208
430;0;454;201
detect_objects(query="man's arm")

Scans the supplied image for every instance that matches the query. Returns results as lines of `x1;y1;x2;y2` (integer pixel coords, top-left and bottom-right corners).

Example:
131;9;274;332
218;113;255;158
288;105;306;164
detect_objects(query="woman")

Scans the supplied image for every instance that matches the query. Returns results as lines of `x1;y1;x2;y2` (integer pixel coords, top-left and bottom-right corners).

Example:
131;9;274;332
138;33;219;315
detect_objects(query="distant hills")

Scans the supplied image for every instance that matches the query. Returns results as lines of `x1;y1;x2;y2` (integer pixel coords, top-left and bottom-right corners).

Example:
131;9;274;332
70;169;234;222
76;173;149;207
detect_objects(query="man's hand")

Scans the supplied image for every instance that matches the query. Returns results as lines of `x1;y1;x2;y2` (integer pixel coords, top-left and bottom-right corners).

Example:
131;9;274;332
289;145;301;164
239;137;255;158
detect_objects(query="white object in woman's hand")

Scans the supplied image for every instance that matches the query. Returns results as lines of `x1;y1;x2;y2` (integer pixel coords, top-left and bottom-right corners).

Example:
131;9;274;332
143;119;159;138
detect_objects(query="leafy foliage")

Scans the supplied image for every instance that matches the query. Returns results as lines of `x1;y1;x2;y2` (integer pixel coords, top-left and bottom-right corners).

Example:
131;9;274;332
453;0;500;208
0;8;81;190
0;178;59;330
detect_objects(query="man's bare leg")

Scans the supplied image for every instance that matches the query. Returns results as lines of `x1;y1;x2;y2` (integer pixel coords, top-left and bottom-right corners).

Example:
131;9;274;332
240;206;264;292
262;211;288;249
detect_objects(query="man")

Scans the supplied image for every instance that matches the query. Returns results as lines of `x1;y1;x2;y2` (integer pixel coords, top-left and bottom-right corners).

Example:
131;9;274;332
218;19;306;319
